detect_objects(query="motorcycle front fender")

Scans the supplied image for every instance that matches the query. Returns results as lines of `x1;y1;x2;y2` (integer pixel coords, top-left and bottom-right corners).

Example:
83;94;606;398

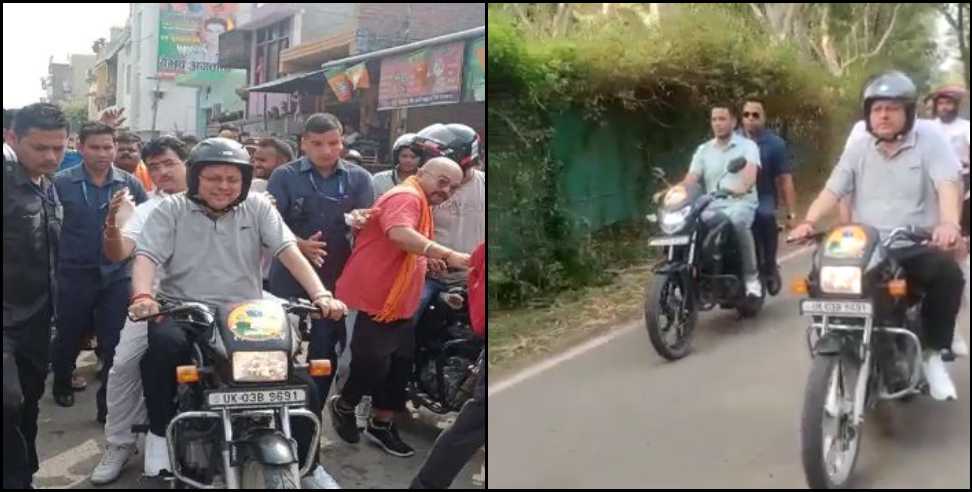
237;428;299;466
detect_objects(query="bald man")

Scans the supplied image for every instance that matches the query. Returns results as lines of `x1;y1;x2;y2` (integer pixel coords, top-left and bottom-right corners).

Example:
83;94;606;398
329;157;470;457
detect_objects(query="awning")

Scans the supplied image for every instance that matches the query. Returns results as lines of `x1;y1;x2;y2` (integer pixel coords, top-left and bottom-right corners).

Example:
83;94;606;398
246;69;327;94
321;26;484;69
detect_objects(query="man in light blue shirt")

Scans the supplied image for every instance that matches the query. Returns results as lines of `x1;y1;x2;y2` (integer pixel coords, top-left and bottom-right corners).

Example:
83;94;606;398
679;104;763;297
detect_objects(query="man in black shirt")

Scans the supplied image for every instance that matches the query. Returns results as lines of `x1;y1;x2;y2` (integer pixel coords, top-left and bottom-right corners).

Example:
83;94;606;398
3;102;68;489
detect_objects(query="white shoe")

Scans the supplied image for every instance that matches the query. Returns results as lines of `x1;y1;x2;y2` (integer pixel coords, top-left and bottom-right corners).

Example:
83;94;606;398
953;333;969;358
923;352;958;401
90;442;136;485
355;395;372;431
745;277;763;298
301;464;341;489
143;432;172;477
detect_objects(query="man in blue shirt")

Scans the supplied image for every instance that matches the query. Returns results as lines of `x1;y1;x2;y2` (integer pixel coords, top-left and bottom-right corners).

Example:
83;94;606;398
267;113;375;402
739;97;798;295
51;122;147;423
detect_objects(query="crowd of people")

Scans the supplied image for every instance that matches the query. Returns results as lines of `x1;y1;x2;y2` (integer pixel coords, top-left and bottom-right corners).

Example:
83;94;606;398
3;102;485;489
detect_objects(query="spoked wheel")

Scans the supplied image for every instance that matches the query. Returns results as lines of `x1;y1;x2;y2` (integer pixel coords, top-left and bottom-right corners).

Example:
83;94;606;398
644;273;698;361
801;353;864;489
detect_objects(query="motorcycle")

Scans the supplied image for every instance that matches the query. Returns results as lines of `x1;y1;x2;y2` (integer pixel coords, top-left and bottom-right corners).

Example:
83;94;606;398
131;296;332;489
791;224;951;489
643;157;767;360
410;280;484;415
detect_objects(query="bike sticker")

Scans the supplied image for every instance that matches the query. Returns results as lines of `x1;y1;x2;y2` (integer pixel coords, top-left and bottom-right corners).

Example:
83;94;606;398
824;226;868;259
226;300;287;341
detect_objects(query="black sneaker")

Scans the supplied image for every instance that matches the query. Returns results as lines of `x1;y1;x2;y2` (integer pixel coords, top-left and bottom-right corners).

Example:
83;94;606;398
364;420;414;457
328;395;360;444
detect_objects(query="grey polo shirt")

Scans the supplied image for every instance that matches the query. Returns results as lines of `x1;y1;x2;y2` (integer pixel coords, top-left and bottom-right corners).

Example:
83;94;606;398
825;124;962;236
135;192;297;306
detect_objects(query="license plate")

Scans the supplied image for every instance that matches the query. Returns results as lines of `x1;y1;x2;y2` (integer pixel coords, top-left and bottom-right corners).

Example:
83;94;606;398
800;300;873;316
207;387;306;408
649;236;690;247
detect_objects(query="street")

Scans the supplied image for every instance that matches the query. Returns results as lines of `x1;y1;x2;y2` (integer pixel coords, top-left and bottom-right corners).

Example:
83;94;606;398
32;348;484;489
488;250;971;488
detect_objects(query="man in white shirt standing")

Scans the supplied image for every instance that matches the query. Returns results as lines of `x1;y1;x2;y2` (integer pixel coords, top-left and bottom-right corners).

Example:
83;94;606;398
929;86;971;169
930;86;971;352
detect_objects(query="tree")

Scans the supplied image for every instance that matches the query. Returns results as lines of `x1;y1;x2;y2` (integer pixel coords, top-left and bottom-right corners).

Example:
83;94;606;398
938;3;971;89
746;4;936;77
92;37;106;55
493;3;671;37
61;100;89;136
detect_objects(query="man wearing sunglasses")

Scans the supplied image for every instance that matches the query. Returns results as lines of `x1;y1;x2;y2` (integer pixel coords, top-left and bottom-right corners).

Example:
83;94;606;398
739;97;798;296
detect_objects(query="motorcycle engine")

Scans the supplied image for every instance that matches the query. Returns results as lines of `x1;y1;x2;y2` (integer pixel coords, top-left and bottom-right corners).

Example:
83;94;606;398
419;356;469;404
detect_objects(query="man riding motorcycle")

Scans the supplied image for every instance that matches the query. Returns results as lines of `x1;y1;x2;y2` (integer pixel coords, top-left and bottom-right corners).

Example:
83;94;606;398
789;70;965;401
127;137;347;487
678;103;763;298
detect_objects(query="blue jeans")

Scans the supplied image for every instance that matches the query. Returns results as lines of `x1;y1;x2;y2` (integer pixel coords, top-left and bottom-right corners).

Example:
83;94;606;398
307;317;347;400
413;278;448;327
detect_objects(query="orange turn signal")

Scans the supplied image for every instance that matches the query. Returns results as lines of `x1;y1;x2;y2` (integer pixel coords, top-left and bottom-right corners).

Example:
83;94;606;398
887;279;908;298
791;278;810;295
309;359;333;377
176;365;200;384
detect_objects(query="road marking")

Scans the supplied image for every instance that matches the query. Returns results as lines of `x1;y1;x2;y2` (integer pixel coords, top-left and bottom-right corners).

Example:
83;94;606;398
35;438;101;489
488;246;815;397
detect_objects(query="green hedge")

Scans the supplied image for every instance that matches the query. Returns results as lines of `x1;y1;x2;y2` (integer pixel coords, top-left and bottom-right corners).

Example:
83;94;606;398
488;7;851;309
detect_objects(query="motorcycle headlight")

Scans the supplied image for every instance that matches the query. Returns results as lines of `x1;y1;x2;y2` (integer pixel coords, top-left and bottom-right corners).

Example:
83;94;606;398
232;351;288;382
660;207;691;235
819;266;862;295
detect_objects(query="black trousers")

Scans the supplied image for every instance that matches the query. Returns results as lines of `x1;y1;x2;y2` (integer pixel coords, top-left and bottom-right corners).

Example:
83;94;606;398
339;312;414;412
752;211;779;276
896;248;966;351
410;357;485;489
3;306;52;489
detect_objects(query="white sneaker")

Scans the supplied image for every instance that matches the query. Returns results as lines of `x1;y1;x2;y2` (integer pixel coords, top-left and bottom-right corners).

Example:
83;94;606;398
355;395;372;431
143;432;172;477
745;277;763;298
301;464;341;489
953;332;969;358
90;442;136;485
922;351;958;401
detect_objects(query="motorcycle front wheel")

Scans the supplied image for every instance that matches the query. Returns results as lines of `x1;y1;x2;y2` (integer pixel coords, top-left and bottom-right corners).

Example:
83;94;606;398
644;272;697;361
801;353;863;489
240;460;300;489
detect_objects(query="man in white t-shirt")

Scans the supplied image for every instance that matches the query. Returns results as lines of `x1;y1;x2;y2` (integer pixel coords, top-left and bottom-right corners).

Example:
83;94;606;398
91;136;187;484
929;86;971;168
411;124;486;321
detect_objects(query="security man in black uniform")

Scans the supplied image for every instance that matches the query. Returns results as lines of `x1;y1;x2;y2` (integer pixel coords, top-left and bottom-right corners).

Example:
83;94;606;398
3;103;67;489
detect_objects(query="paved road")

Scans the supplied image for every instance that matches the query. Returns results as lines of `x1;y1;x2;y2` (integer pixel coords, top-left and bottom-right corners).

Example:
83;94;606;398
488;252;971;488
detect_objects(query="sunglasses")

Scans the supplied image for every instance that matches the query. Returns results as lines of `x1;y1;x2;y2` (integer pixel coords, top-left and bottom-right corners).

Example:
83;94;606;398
742;112;762;119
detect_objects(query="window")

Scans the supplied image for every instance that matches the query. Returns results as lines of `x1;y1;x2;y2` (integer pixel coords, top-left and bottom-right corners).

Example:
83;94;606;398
255;18;291;83
126;65;131;94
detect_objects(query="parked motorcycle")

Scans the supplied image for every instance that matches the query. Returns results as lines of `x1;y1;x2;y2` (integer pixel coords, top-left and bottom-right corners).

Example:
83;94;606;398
410;281;484;415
